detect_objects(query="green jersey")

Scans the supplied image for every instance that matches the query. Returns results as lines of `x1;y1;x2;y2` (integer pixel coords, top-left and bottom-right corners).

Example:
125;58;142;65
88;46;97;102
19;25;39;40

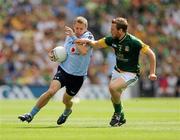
104;33;148;74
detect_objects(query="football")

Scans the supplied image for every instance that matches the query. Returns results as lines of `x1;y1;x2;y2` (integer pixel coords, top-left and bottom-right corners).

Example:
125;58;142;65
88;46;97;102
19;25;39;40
52;46;67;62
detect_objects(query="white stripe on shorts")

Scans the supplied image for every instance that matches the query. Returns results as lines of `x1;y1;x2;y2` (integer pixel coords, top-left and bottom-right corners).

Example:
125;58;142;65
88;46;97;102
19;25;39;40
111;69;138;87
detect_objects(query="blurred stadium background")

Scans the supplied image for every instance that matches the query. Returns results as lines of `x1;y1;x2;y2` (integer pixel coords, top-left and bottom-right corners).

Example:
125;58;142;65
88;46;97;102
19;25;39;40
0;0;179;99
0;1;180;140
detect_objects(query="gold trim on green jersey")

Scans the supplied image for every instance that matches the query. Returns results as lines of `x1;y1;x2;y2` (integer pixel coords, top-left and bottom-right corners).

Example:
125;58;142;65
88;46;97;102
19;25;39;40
137;38;149;53
141;43;149;53
97;38;108;48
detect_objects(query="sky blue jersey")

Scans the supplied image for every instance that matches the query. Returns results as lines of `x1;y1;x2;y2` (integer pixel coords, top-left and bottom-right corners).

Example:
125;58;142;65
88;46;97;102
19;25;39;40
60;31;94;76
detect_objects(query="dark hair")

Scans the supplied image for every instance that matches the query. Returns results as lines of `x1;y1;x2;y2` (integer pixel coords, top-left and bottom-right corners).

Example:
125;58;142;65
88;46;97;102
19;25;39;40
112;17;128;32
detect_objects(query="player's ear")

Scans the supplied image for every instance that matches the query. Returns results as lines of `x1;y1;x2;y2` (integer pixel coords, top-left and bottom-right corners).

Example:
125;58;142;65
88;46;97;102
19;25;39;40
118;28;123;33
119;28;124;35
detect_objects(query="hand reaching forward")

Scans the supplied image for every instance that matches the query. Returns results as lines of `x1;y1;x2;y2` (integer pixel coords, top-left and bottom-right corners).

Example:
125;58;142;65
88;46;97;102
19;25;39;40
148;74;157;81
74;39;90;45
48;50;56;62
64;26;74;36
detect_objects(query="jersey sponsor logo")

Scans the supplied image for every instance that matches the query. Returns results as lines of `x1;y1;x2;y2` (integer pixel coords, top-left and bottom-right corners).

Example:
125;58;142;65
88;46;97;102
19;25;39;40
117;58;129;62
70;47;78;54
117;54;128;62
125;46;129;52
71;47;76;53
112;44;117;48
117;44;123;51
70;47;80;55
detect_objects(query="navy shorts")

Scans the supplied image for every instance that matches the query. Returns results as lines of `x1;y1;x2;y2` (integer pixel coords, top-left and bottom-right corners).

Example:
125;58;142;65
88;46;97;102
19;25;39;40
53;66;84;96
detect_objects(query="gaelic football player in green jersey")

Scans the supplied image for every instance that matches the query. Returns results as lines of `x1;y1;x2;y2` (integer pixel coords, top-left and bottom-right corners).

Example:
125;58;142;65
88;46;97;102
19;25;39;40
75;17;157;127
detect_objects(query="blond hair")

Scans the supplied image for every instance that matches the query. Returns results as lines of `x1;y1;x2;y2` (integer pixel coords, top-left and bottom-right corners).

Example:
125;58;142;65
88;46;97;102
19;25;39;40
73;16;88;28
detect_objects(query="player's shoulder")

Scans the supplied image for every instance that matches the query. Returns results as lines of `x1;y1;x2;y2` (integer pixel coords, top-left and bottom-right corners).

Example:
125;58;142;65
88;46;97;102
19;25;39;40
128;33;143;45
64;36;73;44
82;31;94;40
128;33;140;41
103;35;114;46
84;30;93;36
104;35;113;41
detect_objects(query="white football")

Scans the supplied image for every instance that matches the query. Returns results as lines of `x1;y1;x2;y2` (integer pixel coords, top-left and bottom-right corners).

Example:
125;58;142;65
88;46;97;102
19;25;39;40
52;46;67;62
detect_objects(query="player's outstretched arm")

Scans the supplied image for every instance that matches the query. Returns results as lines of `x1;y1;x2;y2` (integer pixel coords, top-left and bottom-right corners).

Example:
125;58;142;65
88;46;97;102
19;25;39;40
144;47;157;81
75;39;106;49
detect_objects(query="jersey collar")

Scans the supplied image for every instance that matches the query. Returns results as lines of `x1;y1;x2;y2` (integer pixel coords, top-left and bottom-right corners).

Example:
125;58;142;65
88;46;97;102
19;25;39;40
119;33;127;43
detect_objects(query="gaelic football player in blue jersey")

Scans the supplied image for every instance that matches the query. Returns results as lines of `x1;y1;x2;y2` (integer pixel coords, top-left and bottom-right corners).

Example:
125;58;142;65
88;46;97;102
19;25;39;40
75;17;157;127
18;16;94;125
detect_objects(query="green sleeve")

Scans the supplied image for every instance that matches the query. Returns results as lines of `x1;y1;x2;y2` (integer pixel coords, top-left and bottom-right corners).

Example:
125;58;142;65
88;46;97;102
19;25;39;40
104;36;113;46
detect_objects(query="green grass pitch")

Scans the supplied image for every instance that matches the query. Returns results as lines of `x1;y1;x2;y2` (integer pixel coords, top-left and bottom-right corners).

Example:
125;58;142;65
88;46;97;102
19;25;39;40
0;98;180;140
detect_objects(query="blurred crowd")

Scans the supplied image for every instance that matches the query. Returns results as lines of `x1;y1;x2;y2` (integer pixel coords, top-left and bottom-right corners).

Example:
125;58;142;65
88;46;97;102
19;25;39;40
0;0;179;97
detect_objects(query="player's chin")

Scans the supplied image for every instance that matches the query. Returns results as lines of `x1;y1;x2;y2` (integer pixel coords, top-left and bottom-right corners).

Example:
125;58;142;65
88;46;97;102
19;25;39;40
76;33;81;37
111;34;116;38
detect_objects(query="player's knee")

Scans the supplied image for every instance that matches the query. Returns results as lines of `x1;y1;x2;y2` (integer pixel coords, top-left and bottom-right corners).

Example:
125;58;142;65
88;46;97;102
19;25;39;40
62;98;71;105
62;99;67;105
47;88;56;97
109;84;122;93
109;84;117;93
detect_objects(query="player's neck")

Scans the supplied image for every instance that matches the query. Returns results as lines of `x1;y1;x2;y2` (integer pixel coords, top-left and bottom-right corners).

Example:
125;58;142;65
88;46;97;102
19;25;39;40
76;31;87;38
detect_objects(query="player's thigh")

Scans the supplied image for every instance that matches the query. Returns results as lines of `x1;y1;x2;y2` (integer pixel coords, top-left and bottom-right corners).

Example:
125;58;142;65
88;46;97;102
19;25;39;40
48;80;61;95
110;70;138;91
66;76;84;96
